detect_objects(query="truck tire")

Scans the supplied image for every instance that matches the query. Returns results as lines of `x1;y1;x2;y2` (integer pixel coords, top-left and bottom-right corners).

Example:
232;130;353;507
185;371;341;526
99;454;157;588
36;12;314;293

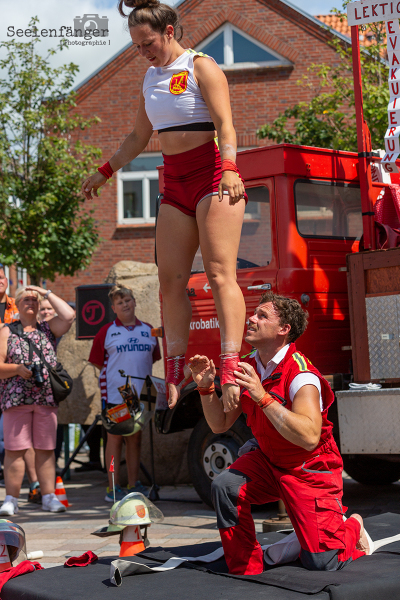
188;416;253;507
343;455;400;485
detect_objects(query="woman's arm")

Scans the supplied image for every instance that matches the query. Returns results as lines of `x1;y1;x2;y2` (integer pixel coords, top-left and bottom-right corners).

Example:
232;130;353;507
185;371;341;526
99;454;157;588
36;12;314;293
0;327;32;380
194;58;245;204
82;85;154;200
26;286;75;339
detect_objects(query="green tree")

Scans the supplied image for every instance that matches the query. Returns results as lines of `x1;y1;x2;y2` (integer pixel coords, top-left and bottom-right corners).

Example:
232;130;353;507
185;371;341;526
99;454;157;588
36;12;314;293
257;3;388;151
0;17;101;285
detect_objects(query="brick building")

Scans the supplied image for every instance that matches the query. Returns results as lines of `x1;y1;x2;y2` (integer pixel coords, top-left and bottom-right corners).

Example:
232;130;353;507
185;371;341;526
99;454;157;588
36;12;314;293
50;1;351;301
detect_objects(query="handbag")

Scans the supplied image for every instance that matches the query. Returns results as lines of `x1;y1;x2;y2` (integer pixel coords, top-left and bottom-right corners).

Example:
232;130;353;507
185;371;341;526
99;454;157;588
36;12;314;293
8;322;73;405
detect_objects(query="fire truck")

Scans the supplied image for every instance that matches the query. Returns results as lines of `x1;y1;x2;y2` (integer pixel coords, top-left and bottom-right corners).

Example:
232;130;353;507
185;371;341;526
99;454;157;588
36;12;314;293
154;143;400;506
154;25;400;507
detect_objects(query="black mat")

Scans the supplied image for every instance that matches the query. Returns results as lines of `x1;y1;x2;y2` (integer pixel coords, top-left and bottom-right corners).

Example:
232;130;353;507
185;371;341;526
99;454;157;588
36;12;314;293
2;513;400;600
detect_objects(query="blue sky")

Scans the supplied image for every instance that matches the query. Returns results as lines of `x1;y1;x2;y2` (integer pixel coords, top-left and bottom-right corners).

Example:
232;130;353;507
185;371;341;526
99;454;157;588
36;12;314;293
0;0;345;87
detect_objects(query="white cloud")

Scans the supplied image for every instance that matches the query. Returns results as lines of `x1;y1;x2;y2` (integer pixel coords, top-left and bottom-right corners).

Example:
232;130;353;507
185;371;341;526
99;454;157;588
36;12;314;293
0;0;130;87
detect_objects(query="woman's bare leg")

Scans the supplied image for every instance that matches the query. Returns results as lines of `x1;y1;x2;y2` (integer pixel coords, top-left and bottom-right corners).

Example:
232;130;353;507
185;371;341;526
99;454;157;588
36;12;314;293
35;449;56;496
197;195;246;411
24;447;38;485
156;204;200;407
4;449;25;498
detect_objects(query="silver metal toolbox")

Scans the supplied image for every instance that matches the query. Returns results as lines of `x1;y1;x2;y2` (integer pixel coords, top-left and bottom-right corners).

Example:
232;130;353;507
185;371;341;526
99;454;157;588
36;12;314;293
366;294;400;380
336;388;400;454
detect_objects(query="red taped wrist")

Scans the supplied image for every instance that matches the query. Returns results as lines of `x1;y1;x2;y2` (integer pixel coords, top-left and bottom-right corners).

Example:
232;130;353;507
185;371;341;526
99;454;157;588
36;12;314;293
220;353;240;386
221;160;244;184
221;159;238;173
166;355;185;386
197;384;215;396
98;161;114;179
257;392;275;409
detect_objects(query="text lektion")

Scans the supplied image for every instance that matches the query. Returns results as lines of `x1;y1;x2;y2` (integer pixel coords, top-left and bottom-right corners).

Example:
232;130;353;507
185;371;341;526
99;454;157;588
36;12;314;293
348;0;400;25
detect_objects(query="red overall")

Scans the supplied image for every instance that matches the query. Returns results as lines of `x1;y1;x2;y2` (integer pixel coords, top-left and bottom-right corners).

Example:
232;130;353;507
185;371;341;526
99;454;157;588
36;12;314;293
212;344;365;574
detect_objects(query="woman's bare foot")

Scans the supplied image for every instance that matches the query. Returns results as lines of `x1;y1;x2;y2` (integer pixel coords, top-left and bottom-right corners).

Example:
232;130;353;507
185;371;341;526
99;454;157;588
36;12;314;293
222;383;240;412
351;513;371;555
167;382;180;409
167;365;192;409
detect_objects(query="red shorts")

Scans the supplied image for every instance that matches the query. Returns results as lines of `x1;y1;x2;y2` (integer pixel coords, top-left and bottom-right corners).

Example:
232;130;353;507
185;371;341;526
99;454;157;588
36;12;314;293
161;140;246;217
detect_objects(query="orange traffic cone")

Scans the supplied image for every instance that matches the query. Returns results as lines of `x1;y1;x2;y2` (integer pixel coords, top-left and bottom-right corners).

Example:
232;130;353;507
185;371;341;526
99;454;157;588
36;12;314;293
0;544;11;572
55;476;69;508
119;525;145;557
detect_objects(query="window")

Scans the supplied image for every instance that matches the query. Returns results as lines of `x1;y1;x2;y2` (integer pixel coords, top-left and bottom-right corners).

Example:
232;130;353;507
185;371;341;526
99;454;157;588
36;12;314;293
196;23;291;70
3;266;10;295
191;186;271;272
16;267;27;287
118;154;162;224
294;181;362;239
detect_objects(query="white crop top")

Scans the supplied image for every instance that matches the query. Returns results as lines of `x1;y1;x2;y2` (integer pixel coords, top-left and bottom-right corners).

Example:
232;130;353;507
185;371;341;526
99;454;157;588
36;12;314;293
143;49;215;131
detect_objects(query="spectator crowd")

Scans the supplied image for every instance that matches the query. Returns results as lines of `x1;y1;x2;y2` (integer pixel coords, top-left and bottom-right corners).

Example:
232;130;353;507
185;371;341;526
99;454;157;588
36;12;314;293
0;268;159;514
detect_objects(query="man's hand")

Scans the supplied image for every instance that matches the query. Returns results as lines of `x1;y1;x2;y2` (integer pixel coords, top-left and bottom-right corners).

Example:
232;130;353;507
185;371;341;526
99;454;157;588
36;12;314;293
234;362;265;403
188;355;216;388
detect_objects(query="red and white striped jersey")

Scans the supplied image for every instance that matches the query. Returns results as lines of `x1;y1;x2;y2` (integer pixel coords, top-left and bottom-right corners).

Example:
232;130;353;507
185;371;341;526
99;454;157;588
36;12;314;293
89;318;161;405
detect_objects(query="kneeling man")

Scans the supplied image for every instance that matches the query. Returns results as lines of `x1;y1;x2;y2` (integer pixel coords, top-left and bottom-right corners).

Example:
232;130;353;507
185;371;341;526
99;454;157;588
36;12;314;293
190;292;369;575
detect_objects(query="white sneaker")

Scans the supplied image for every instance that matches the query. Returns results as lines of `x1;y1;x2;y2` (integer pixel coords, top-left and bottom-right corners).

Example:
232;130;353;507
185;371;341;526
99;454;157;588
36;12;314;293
0;495;18;516
42;493;66;513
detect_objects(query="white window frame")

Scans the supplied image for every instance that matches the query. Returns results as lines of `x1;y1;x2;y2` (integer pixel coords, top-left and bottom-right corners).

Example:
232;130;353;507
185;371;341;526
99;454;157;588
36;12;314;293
117;154;161;224
16;267;27;287
196;23;292;71
3;266;10;295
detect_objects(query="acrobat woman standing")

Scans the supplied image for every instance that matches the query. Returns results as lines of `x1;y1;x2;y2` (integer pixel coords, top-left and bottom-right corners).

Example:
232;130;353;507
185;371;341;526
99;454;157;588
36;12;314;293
82;0;247;410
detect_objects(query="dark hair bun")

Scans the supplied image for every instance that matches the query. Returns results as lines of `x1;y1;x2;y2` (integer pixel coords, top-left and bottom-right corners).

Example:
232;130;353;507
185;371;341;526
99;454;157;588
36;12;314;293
117;0;183;41
119;0;160;14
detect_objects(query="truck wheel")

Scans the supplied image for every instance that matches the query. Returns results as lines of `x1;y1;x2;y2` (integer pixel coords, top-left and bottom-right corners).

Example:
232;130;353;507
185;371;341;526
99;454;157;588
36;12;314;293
343;455;400;485
187;416;252;507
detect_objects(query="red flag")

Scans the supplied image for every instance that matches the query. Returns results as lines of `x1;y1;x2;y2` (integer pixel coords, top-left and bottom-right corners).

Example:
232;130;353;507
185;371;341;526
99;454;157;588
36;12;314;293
109;456;115;473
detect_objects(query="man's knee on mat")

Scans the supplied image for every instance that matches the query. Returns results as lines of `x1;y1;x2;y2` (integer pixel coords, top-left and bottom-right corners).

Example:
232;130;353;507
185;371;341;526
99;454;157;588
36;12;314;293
300;548;351;571
211;468;251;529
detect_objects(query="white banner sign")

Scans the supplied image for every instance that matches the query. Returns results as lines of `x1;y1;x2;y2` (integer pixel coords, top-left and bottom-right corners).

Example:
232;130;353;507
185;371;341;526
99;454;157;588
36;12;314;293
348;1;400;25
382;20;400;170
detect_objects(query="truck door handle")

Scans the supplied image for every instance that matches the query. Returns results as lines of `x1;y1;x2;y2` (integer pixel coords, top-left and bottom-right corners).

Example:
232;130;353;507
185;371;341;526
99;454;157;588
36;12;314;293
247;284;272;291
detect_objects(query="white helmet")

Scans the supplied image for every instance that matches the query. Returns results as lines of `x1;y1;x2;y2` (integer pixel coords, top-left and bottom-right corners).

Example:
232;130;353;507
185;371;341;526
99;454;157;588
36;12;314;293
0;520;27;564
110;493;164;528
92;493;164;537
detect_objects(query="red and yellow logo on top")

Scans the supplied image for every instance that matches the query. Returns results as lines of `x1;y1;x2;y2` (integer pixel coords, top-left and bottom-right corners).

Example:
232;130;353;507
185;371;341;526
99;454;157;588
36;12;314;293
169;71;189;95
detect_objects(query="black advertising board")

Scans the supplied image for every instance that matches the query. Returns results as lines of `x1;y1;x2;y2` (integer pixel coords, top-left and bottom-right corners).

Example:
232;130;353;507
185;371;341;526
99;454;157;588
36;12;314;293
76;284;114;339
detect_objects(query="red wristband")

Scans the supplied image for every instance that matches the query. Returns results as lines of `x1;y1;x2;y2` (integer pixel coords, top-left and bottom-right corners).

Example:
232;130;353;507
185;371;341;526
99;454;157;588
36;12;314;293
257;392;275;409
221;159;239;174
221;159;244;185
98;161;114;179
197;384;215;396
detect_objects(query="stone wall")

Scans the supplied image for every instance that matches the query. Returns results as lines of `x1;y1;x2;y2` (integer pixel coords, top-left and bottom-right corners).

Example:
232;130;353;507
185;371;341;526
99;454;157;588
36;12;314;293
57;260;192;485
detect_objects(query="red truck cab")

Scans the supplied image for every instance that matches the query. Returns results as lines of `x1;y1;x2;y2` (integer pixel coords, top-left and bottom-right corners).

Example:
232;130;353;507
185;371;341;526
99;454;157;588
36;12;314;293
155;143;384;505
